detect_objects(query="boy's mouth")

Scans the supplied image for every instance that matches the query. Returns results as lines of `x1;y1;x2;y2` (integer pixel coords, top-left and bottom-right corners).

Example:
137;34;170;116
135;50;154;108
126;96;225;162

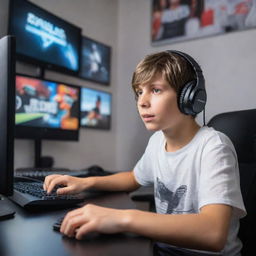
141;114;155;122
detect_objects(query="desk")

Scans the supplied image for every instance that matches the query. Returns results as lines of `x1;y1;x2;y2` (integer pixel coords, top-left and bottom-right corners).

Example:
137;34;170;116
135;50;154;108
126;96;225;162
0;192;153;256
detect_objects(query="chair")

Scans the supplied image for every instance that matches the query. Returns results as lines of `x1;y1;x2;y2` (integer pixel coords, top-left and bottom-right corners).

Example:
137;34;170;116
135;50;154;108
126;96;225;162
208;109;256;256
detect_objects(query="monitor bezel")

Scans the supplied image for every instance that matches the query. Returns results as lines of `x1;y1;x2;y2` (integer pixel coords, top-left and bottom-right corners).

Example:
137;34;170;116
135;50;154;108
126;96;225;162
0;35;16;197
79;35;112;86
8;0;82;76
15;73;81;141
80;86;112;130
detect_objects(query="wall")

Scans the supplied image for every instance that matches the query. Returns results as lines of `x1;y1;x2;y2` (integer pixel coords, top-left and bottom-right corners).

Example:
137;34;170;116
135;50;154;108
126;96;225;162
1;0;119;171
0;0;8;37
115;0;256;170
1;0;256;172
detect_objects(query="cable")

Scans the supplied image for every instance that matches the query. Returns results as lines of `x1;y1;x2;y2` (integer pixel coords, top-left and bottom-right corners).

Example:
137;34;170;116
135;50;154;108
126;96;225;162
203;109;206;126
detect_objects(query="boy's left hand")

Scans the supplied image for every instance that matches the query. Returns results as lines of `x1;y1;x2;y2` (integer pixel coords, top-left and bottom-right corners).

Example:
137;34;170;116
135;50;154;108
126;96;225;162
60;204;128;239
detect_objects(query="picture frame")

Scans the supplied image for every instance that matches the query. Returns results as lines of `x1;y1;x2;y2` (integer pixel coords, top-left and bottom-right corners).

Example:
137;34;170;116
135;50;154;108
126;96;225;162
80;87;112;130
79;36;111;85
151;0;256;45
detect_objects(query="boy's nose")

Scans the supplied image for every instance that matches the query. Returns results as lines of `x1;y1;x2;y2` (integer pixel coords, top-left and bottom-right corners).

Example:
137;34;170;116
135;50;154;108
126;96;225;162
138;93;150;108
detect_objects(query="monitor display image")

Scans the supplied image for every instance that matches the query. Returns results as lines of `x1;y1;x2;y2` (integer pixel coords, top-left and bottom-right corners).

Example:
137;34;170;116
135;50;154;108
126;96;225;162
15;74;80;141
80;87;111;130
79;36;111;85
9;0;81;74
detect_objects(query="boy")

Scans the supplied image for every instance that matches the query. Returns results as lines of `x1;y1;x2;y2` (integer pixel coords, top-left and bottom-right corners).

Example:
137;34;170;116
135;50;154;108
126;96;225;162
44;51;246;256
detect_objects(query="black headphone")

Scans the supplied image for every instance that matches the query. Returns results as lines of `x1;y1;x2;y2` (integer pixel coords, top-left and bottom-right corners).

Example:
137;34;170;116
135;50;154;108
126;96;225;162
166;50;207;116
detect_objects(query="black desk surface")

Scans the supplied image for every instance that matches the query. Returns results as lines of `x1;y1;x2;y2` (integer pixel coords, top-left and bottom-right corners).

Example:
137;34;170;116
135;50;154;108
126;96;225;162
0;192;153;256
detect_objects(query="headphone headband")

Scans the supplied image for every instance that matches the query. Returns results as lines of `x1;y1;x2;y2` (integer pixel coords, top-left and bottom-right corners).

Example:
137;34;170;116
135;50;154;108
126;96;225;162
166;50;205;90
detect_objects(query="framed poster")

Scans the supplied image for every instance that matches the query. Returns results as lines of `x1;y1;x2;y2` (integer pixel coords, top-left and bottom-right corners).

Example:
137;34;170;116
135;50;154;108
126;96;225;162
151;0;256;45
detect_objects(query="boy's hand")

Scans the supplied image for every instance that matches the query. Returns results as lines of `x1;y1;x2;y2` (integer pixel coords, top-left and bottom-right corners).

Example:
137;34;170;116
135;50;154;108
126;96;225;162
43;174;92;195
60;204;129;239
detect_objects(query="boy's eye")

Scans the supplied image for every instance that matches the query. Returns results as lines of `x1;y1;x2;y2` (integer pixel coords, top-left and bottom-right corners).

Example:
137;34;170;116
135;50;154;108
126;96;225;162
136;90;143;96
153;88;161;94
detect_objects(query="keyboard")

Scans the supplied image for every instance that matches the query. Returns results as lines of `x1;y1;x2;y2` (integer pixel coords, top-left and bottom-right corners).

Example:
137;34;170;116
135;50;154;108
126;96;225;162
9;177;85;209
15;166;112;181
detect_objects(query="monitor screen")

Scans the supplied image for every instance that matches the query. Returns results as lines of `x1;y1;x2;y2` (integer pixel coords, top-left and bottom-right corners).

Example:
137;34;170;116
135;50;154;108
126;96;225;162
0;35;15;197
15;74;80;140
79;36;111;85
80;87;111;130
9;0;81;74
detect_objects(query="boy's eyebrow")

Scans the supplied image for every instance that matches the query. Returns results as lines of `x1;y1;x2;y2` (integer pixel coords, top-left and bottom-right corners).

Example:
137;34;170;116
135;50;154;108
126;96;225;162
135;84;144;90
136;82;163;91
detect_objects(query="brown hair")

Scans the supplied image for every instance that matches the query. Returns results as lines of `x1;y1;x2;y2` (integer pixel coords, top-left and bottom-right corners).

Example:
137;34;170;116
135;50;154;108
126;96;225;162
131;51;196;97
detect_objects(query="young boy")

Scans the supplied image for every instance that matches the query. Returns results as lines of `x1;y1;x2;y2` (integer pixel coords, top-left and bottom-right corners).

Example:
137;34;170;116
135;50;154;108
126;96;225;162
44;51;246;256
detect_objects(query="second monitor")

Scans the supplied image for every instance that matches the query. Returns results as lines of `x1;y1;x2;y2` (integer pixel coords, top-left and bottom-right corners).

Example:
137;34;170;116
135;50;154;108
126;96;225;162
15;74;81;141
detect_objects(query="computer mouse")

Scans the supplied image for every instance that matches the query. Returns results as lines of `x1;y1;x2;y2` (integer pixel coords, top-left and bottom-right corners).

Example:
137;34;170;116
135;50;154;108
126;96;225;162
88;165;104;172
82;165;105;176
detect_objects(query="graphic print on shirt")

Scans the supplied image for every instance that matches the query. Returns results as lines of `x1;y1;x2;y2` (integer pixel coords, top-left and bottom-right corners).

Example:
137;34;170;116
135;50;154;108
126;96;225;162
155;177;187;214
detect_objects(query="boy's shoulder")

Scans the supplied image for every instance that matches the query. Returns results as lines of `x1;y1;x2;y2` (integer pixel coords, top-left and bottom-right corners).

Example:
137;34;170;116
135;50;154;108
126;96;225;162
197;126;236;154
201;126;232;144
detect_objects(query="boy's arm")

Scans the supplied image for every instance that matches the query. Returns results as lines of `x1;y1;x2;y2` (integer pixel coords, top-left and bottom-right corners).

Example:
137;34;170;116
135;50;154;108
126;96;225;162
44;170;140;194
61;203;232;253
89;170;141;192
124;204;232;252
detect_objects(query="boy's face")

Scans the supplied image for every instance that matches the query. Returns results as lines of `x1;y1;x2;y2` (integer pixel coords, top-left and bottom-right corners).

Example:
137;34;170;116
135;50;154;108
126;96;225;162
136;73;184;132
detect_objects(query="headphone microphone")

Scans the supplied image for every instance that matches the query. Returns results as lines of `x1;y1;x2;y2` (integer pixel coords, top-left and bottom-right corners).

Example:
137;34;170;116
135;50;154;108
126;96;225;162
166;50;207;117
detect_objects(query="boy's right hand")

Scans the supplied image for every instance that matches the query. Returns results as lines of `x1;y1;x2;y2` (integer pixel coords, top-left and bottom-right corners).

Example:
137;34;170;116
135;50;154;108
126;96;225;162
43;175;91;195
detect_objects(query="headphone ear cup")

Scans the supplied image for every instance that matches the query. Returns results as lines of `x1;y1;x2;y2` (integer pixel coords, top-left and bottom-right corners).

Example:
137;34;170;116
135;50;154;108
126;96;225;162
178;81;195;115
192;89;207;114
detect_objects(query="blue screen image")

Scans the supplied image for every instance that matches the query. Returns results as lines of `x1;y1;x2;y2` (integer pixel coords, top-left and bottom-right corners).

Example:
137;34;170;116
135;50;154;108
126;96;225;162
10;0;81;72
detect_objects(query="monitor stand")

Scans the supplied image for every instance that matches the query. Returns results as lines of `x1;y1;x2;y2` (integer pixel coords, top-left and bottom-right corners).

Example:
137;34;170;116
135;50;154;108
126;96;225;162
34;139;54;168
0;196;15;220
34;139;42;168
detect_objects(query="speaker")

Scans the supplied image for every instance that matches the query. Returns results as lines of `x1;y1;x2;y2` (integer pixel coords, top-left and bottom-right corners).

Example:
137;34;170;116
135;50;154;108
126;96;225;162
167;50;207;116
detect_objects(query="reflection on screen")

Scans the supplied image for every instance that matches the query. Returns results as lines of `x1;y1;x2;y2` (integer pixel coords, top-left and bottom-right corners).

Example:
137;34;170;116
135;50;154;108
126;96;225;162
10;0;81;72
15;75;79;131
80;87;111;130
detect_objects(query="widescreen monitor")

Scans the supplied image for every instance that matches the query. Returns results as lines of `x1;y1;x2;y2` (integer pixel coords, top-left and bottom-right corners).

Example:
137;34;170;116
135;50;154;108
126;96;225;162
80;87;111;130
79;36;111;85
0;35;15;203
9;0;81;74
15;74;80;141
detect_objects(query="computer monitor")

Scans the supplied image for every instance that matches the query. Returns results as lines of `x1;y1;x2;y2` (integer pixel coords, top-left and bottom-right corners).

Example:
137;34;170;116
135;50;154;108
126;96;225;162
80;87;111;130
0;35;16;219
15;74;81;166
15;74;81;140
79;36;111;85
9;0;81;74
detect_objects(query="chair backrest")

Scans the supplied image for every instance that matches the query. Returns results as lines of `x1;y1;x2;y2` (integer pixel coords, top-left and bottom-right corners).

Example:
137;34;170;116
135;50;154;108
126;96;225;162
208;109;256;256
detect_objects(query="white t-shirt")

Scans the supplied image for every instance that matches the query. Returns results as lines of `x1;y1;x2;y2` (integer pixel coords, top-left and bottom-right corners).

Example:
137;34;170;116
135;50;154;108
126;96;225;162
134;126;246;256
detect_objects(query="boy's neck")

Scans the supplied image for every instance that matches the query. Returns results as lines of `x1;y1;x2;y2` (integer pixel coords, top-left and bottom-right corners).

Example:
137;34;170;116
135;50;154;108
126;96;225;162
163;119;201;153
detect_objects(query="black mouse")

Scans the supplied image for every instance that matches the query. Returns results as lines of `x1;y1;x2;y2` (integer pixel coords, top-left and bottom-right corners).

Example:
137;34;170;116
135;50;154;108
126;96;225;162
86;165;105;176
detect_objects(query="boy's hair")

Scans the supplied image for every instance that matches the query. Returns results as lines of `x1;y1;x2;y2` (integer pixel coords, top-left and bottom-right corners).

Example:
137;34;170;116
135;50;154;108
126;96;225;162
131;51;196;98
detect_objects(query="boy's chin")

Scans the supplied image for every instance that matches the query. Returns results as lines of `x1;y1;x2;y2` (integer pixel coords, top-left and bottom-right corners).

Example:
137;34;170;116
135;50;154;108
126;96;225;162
144;124;161;131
